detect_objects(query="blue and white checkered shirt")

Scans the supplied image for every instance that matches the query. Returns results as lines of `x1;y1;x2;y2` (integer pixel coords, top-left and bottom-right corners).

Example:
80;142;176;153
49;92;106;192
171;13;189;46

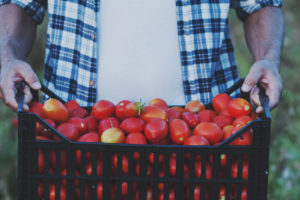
0;0;282;107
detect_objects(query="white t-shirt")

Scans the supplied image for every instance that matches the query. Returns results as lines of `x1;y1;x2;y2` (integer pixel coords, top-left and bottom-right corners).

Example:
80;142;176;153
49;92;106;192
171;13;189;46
97;0;186;105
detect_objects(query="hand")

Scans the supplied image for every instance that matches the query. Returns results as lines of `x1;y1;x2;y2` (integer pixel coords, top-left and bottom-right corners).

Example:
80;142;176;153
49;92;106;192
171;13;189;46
0;59;41;111
241;58;282;113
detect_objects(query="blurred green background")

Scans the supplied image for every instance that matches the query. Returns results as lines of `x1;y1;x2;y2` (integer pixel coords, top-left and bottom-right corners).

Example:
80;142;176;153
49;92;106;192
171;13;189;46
0;1;299;199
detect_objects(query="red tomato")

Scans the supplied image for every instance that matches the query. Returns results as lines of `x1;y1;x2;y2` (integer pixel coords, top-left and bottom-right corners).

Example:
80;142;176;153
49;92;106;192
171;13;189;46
61;168;80;186
225;124;252;145
169;119;190;144
29;101;45;118
149;98;169;110
148;152;164;165
186;185;210;200
36;135;50;140
219;108;231;116
184;135;210;146
158;188;175;200
182;112;199;128
125;132;147;144
152;136;173;145
38;150;44;174
133;187;153;200
97;182;103;200
43;98;69;123
193;122;223;145
169;156;189;177
49;150;67;170
98;117;120;135
75;132;99;166
231;160;249;179
86;161;103;176
134;162;153;177
195;160;212;179
38;182;44;199
212;115;233;129
124;101;144;118
185;100;205;113
212;93;231;112
84;115;98;132
144;118;168;143
115;100;131;120
232;115;252;126
49;184;66;200
101;128;125;144
112;154;128;174
120;117;145;133
92;100;115;120
228;98;251;118
141;106;168;122
69;107;88;118
68;117;88;135
170;106;185;114
223;125;234;136
37;118;56;137
166;108;181;122
64;100;80;113
198;109;216;122
56;123;79;141
241;186;248;200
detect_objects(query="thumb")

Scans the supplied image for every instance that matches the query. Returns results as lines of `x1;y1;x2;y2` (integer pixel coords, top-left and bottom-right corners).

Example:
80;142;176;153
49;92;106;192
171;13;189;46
241;66;263;93
22;65;41;90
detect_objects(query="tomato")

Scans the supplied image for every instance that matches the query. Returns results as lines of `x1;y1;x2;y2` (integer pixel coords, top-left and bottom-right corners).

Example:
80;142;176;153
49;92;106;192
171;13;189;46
43;98;69;123
170;106;185;114
223;125;234;136
115;100;131;120
144;118;168;143
75;132;99;166
134;162;153;176
169;119;190;144
184;135;210;146
241;186;248;200
225;124;252;145
186;185;210;200
182;112;199;128
125;132;147;145
149;98;168;110
231;160;249;179
69;107;88;118
38;182;44;199
228;98;251;118
152;136;173;145
49;184;66;200
61;168;80;186
65;99;80;113
185;100;205;113
212;115;233;129
193;122;223;145
219;108;231;116
124;101;144;118
101;128;125;143
133;187;153;200
36;135;50;140
141;106;168;122
198;109;216;123
112;154;128;174
92;100;115;120
120;117;145;133
84;115;98;132
37;118;56;137
38;150;44;174
98;117;120;135
232;115;252;126
212;93;231;112
29;101;45;118
68;117;88;135
169;156;189;177
49;150;67;170
148;152;164;165
86;161;103;176
166;108;181;122
97;182;103;200
158;188;175;200
209;154;227;169
195;160;212;179
75;184;91;200
56;123;79;141
219;186;226;200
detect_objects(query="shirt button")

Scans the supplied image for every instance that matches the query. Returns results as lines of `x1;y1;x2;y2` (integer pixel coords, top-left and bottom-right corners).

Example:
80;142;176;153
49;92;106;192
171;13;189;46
92;33;96;41
89;80;95;86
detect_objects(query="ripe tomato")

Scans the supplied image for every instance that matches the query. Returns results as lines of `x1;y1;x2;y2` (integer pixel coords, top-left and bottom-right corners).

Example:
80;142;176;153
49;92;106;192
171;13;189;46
38;182;44;199
124;101;144;118
37;118;56;137
193;122;223;145
182;112;199;128
195;160;212;179
120;117;145;133
184;135;210;146
231;160;249;179
56;123;79;141
186;185;210;200
49;150;67;170
97;182;103;200
148;152;164;165
170;106;185;114
198;109;216;122
115;100;131;120
166;108;181;122
144;118;168;143
232;115;252;126
169;119;190;144
86;161;103;176
185;100;205;113
61;168;80;186
98;117;120;135
149;98;169;110
112;154;128;174
68;117;88;135
38;150;44;174
69;107;88;118
212;115;233;128
29;101;45;118
49;184;66;200
92;100;115;120
36;135;50;140
101;128;125;143
169;156;189;177
75;132;99;166
64;99;80;113
43;98;69;123
158;188;175;200
228;98;251;118
141;106;168;122
225;124;252;145
134;162;153;176
241;186;248;200
212;93;231;112
84;115;98;132
125;132;147;145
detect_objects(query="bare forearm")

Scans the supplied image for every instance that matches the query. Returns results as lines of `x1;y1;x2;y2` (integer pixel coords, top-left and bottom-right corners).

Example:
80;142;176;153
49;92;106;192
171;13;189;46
0;4;37;65
244;6;285;64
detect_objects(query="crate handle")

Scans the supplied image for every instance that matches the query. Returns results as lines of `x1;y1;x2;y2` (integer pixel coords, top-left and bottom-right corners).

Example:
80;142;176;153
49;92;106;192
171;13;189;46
16;81;26;112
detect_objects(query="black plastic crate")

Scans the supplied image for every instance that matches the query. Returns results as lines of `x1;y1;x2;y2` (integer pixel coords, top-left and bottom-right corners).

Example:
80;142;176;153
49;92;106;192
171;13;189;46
17;79;271;200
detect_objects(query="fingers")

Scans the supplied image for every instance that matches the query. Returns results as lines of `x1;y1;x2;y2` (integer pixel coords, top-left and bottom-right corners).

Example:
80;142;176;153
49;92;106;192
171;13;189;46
249;86;263;114
22;63;41;90
0;79;18;111
241;65;264;93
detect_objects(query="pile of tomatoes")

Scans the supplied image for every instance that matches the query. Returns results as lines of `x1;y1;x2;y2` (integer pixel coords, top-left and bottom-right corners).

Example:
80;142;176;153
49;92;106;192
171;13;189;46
29;93;257;200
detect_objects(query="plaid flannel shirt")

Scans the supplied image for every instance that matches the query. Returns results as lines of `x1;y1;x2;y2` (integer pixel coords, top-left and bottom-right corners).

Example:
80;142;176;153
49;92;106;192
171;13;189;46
0;0;282;107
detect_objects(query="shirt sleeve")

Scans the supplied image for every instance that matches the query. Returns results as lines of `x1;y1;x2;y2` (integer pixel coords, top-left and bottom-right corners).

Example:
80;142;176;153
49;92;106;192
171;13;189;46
0;0;46;24
231;0;283;21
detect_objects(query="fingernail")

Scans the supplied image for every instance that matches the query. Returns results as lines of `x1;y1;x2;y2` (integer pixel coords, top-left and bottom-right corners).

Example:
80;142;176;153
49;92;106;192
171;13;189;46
32;82;41;89
242;84;251;92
